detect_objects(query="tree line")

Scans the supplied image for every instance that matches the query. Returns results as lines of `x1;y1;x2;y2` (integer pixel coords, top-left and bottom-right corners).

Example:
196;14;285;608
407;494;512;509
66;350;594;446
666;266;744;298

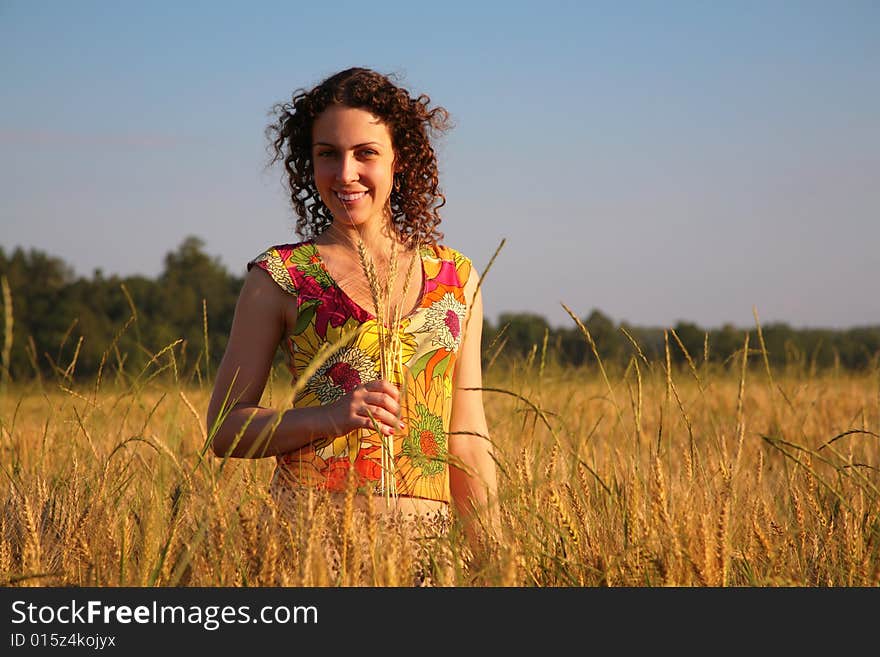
1;236;878;387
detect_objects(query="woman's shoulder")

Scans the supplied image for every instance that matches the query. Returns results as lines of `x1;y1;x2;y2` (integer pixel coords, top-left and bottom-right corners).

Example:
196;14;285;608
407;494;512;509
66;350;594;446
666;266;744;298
422;243;472;267
246;240;315;296
248;240;314;268
422;242;473;290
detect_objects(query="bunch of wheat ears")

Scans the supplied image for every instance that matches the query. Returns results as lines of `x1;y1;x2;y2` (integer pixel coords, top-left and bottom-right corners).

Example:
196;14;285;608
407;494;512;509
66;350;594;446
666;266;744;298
347;206;421;502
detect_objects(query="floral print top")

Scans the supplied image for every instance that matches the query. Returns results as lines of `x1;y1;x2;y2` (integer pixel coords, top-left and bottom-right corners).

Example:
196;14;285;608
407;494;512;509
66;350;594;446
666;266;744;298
248;240;473;504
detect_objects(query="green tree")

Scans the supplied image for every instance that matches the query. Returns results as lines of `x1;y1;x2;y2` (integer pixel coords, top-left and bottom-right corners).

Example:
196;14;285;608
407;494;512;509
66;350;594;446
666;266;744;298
584;308;622;363
495;312;551;360
671;321;705;365
157;236;242;378
0;246;76;381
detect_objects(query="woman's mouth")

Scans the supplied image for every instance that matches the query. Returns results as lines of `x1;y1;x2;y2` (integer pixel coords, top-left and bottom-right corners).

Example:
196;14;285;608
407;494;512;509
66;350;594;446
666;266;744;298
336;190;367;203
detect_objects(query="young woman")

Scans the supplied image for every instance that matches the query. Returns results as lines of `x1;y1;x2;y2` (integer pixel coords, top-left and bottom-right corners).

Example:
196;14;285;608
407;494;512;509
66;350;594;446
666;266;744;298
206;67;497;550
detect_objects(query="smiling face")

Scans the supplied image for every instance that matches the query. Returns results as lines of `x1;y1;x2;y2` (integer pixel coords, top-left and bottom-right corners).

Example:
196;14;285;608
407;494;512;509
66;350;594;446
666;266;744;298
311;104;396;232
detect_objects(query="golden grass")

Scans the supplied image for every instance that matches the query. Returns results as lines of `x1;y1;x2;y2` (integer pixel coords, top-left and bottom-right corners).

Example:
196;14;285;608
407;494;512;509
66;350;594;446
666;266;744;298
1;325;878;586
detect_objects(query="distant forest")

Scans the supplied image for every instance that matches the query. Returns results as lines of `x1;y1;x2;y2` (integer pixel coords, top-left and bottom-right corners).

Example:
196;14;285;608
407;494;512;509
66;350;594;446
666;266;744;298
1;236;878;386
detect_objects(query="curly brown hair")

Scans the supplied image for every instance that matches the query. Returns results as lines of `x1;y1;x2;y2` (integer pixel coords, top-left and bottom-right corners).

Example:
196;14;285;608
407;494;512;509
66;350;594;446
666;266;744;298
266;67;451;248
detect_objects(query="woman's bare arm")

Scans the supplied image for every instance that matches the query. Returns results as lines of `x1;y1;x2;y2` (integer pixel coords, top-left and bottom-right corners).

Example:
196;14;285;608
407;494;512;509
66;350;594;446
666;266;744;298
448;266;499;547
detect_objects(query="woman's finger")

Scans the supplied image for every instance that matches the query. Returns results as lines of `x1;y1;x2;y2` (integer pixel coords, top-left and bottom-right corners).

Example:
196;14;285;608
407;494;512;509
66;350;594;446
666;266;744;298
357;404;405;433
363;379;399;400
363;391;400;415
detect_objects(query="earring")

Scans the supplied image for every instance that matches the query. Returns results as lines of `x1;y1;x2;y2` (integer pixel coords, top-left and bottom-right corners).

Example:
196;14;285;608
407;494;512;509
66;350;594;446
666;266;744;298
393;174;401;193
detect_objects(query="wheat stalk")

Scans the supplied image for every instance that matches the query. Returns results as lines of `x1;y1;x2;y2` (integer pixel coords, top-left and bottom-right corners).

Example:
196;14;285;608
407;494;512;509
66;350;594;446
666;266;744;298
1;276;13;396
356;238;396;498
345;205;421;504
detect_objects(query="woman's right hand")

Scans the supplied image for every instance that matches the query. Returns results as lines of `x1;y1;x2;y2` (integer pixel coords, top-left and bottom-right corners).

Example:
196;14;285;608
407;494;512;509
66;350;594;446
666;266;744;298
324;379;405;438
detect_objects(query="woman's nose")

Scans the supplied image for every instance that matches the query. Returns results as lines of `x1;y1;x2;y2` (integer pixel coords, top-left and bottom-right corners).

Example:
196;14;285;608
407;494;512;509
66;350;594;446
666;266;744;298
335;153;358;183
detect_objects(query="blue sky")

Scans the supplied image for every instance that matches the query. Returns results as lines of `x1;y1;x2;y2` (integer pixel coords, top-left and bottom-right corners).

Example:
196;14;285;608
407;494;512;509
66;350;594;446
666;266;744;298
2;1;878;329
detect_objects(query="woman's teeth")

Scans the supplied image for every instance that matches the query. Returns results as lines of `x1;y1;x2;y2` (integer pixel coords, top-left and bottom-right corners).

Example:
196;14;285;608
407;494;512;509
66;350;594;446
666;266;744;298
337;191;366;202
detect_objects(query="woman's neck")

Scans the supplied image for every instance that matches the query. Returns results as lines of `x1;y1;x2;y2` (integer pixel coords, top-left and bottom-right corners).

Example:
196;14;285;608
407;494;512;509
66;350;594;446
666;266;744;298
320;217;404;256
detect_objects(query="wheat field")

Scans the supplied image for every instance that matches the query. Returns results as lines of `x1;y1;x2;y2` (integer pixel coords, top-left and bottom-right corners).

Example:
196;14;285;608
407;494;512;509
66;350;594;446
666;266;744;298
1;327;878;588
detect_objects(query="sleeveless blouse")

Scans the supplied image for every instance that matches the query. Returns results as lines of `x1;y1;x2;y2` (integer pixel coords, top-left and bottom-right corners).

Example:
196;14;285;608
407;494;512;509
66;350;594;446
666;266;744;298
248;240;473;504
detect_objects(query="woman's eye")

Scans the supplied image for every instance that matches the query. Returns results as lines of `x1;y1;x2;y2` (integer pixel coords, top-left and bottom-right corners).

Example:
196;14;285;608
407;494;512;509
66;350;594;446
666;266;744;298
316;150;335;158
359;149;378;158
